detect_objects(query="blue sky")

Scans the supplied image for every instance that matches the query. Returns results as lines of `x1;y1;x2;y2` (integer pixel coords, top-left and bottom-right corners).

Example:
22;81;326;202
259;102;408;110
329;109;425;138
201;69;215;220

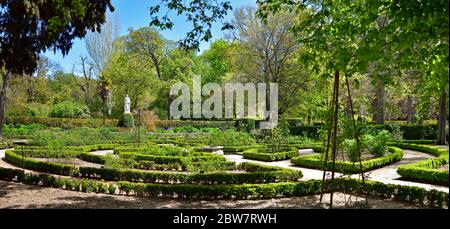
44;0;256;73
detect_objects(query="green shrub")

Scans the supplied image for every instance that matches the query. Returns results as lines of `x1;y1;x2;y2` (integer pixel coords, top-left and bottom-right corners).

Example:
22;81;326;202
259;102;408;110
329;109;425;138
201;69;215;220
362;130;390;157
291;147;403;174
171;125;199;133
156;120;236;130
50;101;91;118
236;118;256;132
0;167;23;181
28;127;136;146
289;126;320;139
6;116;118;128
342;139;359;162
243;147;298;162
288;123;438;140
118;113;135;128
78;153;106;164
78;166;302;184
2;124;46;139
390;142;449;185
4;150;78;176
203;129;256;146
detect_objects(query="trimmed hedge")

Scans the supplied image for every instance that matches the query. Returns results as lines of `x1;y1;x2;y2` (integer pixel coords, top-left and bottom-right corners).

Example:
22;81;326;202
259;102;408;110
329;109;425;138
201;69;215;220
78;166;302;184
4;150;301;184
243;148;299;162
77;153;106;164
156;120;236;130
222;145;264;153
288;123;439;140
4;150;78;176
289;126;320;139
0;142;13;149
0;167;447;208
10;149;82;158
390;143;449;186
291;147;404;174
6;116;118;128
392;140;437;145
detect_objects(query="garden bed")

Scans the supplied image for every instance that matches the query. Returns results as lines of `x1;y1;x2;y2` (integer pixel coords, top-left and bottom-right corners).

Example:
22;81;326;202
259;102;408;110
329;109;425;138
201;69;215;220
290;147;404;174
391;143;449;186
242;147;299;162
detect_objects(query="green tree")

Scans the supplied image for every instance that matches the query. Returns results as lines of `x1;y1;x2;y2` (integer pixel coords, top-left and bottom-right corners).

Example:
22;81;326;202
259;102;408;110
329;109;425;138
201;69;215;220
0;0;114;139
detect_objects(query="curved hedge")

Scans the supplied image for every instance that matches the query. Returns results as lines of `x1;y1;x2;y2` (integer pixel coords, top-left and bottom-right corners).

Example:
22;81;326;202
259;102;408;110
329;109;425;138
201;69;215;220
290;147;404;174
390;143;449;186
4;150;78;176
78;166;303;184
243;147;299;162
4;150;302;184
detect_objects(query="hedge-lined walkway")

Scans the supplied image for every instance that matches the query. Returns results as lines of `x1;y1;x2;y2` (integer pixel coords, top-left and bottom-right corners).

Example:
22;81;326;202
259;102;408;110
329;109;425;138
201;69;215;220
224;149;448;193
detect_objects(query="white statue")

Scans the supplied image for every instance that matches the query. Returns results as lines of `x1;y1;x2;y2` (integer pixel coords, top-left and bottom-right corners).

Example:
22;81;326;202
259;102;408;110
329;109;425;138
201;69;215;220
124;94;131;114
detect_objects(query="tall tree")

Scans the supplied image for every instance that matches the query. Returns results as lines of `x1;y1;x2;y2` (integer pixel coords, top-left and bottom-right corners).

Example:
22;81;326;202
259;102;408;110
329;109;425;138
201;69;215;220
85;12;119;116
229;6;309;115
0;0;114;139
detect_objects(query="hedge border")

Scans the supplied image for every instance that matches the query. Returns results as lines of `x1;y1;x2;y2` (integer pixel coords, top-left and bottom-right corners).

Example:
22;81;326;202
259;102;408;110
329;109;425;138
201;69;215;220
243;149;299;162
388;142;449;186
3;150;303;184
290;147;404;174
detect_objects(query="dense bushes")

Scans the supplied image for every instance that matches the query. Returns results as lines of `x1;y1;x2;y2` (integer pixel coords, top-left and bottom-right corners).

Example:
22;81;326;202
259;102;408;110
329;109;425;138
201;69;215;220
362;130;390;157
236;118;256;132
289;126;320;139
203;129;257;146
2;124;46;139
291;147;404;174
50;101;91;118
288;123;439;140
114;145;190;156
156;120;236;130
390;143;449;185
118;113;134;128
6;116;118;128
28;127;135;146
243;147;298;162
397;160;449;186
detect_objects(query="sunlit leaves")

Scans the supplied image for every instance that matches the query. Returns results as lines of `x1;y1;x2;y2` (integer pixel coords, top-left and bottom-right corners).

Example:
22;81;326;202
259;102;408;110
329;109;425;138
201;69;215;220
149;0;234;50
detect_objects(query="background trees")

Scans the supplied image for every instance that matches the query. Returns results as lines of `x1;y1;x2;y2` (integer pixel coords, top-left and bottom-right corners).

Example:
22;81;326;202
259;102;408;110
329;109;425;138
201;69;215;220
0;0;114;139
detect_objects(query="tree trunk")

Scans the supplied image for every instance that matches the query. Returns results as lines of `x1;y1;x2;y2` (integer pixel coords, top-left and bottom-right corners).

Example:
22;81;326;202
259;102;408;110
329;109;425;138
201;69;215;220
167;92;172;120
375;79;385;124
437;91;447;145
0;72;10;141
406;96;413;124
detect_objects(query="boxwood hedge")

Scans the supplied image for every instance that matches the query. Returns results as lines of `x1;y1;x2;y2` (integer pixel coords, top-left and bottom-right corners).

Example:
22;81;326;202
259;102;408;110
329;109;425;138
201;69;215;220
389;142;449;186
243;148;299;162
290;147;404;174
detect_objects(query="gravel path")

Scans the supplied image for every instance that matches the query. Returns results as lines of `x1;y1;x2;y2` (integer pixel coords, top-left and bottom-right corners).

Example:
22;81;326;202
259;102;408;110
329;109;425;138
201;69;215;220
0;180;428;209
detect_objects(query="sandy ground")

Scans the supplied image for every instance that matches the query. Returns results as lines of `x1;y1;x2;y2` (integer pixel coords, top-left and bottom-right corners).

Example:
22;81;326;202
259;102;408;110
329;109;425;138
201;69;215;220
0;181;429;209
